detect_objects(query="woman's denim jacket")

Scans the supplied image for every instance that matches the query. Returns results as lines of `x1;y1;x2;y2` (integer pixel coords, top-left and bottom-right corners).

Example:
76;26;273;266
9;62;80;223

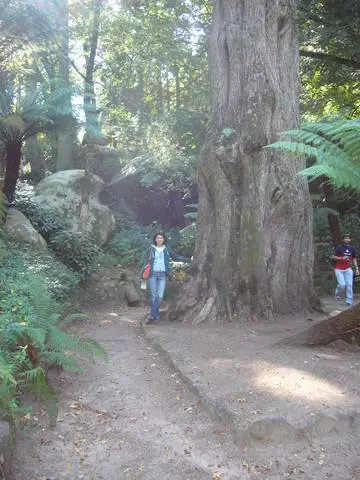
140;245;190;278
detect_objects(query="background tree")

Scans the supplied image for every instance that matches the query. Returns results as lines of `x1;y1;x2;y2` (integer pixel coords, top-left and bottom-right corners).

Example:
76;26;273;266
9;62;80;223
56;0;74;171
168;0;315;323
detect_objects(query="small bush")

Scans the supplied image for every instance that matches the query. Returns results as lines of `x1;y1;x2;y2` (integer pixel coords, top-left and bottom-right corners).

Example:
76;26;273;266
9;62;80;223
50;231;100;281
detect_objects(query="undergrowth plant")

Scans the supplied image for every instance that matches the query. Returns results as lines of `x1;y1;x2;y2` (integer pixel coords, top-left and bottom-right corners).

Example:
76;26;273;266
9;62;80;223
0;274;106;426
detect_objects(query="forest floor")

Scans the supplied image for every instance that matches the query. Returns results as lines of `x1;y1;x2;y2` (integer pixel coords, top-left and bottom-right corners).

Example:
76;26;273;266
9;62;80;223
12;297;360;480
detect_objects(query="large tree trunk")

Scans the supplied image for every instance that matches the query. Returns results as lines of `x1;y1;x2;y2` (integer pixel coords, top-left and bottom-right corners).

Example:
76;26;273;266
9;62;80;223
56;0;73;171
167;0;315;324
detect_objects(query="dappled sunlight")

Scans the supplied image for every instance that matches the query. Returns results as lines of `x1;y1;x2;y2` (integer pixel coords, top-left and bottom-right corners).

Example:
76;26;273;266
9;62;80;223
255;362;346;405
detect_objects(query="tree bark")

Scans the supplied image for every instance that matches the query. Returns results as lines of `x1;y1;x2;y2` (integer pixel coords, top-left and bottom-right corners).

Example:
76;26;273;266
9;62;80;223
4;140;22;203
56;0;73;171
26;135;43;181
167;0;315;324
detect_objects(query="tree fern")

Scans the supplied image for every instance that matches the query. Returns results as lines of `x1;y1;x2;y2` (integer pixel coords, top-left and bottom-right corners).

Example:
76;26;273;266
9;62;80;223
267;119;360;193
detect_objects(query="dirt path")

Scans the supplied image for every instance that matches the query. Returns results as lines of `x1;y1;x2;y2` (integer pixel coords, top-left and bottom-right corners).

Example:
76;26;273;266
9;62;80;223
12;301;360;480
12;309;247;480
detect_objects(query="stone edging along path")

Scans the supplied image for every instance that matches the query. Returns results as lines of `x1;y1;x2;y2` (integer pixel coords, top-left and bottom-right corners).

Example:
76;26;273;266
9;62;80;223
140;322;360;447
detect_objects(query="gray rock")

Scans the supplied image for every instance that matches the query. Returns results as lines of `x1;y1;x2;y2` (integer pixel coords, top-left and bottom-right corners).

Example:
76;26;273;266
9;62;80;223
34;170;115;245
5;209;47;251
247;416;297;442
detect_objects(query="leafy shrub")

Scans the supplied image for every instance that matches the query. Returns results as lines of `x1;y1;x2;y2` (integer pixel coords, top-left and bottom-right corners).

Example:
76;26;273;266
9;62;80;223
14;183;68;243
0;264;106;425
3;244;80;301
108;226;153;265
177;225;196;257
50;231;100;281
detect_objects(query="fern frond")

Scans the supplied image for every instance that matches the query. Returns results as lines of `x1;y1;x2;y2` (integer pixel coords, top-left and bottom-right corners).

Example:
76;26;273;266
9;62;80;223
42;351;80;372
77;338;107;360
268;118;360;193
0;352;17;385
266;140;319;158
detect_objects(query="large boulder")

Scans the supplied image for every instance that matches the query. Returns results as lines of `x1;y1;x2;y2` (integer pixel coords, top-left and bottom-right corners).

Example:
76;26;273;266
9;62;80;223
5;209;47;251
33;170;115;245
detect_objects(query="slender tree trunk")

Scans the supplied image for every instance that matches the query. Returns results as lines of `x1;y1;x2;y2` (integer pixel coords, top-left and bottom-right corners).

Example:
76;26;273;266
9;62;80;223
26;135;43;181
83;0;103;140
4;140;22;203
174;65;180;110
157;62;163;114
167;0;315;324
25;68;44;179
56;0;73;171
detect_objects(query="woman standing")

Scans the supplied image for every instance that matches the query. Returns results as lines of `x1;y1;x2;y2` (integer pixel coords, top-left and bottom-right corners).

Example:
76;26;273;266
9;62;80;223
141;232;190;324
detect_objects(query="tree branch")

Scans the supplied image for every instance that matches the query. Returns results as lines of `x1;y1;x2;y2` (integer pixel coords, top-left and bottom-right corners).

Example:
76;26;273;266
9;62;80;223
300;49;360;70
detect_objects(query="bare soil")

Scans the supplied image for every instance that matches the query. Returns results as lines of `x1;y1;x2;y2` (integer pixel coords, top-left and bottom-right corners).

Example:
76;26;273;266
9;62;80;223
12;298;360;480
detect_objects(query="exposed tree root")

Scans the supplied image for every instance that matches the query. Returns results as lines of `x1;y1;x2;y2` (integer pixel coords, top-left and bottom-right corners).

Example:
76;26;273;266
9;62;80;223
281;304;360;346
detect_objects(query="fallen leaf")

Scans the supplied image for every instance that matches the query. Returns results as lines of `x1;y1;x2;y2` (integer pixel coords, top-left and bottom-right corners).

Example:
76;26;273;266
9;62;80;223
212;473;223;480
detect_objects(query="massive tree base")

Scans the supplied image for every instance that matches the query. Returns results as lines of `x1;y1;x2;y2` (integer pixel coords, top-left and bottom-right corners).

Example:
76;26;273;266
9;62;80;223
167;0;315;324
280;304;360;346
166;273;321;324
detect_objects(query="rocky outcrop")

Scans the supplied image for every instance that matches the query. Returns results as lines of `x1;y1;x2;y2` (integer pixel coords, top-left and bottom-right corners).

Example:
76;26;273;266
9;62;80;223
33;170;115;246
5;209;47;251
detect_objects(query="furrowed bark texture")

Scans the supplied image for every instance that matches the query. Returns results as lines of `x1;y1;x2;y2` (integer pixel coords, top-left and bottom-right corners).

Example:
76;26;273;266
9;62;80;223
168;0;314;323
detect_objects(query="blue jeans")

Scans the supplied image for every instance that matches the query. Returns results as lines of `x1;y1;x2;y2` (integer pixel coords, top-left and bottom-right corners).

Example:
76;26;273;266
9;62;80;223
148;272;166;321
335;268;354;305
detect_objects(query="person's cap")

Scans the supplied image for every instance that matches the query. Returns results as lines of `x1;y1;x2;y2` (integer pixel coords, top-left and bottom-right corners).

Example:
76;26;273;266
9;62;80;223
343;233;351;238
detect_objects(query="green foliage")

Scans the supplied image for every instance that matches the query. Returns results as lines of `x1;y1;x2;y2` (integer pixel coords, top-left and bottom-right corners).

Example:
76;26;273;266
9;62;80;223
177;225;196;257
14;183;100;280
313;207;339;240
299;0;360;119
108;225;179;265
0;263;106;424
50;231;100;281
3;245;80;301
267;119;360;192
14;182;68;242
109;226;156;265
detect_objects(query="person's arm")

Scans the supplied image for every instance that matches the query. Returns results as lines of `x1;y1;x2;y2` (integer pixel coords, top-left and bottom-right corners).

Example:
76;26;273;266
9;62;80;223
140;247;151;277
353;248;359;275
332;247;343;261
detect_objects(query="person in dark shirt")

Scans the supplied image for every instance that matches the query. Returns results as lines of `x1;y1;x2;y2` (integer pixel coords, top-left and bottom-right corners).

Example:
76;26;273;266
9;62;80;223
332;233;359;306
